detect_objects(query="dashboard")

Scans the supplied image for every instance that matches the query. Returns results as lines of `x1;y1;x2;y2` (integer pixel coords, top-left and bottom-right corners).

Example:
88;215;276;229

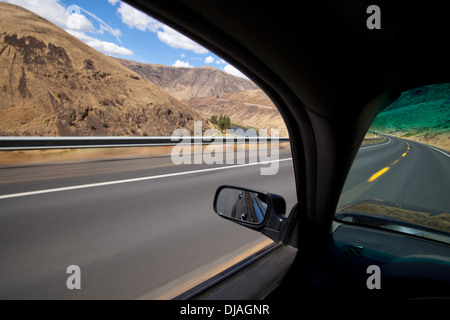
304;222;450;300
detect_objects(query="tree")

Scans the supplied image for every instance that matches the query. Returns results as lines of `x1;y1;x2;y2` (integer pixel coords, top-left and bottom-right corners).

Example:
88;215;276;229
217;115;230;131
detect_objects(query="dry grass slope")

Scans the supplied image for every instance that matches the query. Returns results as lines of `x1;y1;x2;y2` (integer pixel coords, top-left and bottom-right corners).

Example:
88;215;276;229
115;58;259;100
0;3;209;137
184;90;289;137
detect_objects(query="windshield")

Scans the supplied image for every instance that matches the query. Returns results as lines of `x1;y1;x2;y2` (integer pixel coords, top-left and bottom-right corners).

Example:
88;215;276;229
336;83;450;242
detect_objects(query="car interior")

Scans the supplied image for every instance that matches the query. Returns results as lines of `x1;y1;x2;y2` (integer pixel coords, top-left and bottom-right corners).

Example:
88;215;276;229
124;0;450;301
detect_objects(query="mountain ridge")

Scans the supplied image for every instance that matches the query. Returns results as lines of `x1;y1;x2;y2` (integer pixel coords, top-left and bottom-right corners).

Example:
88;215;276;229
184;90;289;137
0;2;208;137
114;58;259;100
115;58;288;135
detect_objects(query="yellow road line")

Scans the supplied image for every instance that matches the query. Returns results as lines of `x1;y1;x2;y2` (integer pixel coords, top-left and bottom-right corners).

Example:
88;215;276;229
402;152;407;157
368;167;390;182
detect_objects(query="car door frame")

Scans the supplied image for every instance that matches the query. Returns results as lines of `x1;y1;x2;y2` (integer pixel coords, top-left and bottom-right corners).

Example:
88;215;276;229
124;0;450;301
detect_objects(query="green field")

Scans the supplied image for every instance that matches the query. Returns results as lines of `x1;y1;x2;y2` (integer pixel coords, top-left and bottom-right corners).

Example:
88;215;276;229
370;83;450;137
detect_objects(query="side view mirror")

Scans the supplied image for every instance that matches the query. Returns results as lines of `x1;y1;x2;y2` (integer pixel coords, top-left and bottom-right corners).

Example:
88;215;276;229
214;185;288;242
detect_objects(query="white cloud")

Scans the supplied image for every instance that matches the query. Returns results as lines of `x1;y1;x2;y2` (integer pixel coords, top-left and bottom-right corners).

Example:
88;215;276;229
100;24;122;38
66;30;133;57
2;0;68;29
108;0;120;5
204;56;215;64
1;0;133;58
66;13;95;33
113;1;208;54
172;60;193;68
157;25;208;54
117;2;162;32
224;64;247;78
79;6;123;43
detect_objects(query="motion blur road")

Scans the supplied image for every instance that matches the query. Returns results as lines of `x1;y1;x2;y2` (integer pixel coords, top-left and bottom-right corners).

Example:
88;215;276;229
0;136;448;299
0;147;296;299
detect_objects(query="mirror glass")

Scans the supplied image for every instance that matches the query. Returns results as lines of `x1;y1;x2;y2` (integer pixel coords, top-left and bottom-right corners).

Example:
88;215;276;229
215;187;268;224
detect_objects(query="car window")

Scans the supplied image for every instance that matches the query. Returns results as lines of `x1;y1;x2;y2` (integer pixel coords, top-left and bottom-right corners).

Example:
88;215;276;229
336;83;450;243
0;0;296;299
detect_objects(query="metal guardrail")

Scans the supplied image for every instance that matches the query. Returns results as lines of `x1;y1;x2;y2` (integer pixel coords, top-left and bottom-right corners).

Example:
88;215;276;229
0;136;291;151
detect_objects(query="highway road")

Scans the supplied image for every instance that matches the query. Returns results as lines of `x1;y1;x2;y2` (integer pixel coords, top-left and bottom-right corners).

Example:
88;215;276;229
338;136;450;214
0;147;296;299
0;136;448;299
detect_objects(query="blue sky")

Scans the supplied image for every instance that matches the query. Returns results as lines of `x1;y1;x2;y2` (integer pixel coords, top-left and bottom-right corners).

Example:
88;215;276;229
1;0;246;77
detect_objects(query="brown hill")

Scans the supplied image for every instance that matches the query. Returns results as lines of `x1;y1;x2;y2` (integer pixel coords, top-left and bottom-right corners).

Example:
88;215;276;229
184;90;289;137
0;2;208;137
115;59;288;135
221;90;277;108
115;58;259;100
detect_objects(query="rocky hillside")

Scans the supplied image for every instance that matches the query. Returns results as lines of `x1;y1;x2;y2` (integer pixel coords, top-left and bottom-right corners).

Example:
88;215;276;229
115;58;259;100
115;59;288;136
184;90;289;137
371;83;450;150
0;2;208;137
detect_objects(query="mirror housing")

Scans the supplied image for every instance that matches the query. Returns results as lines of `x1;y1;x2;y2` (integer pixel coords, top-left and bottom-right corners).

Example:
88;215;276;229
214;186;288;242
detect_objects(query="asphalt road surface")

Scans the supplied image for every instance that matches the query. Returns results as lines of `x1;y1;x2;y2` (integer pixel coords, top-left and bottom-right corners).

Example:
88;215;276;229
0;137;448;299
0;147;296;299
338;136;450;214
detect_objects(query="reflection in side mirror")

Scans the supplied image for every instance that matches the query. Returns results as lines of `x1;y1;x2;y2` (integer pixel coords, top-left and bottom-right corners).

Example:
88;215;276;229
214;185;288;242
215;187;268;225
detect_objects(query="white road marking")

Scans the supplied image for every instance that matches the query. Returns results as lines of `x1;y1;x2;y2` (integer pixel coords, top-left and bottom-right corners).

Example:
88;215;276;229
425;145;450;158
359;137;392;150
0;158;293;200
